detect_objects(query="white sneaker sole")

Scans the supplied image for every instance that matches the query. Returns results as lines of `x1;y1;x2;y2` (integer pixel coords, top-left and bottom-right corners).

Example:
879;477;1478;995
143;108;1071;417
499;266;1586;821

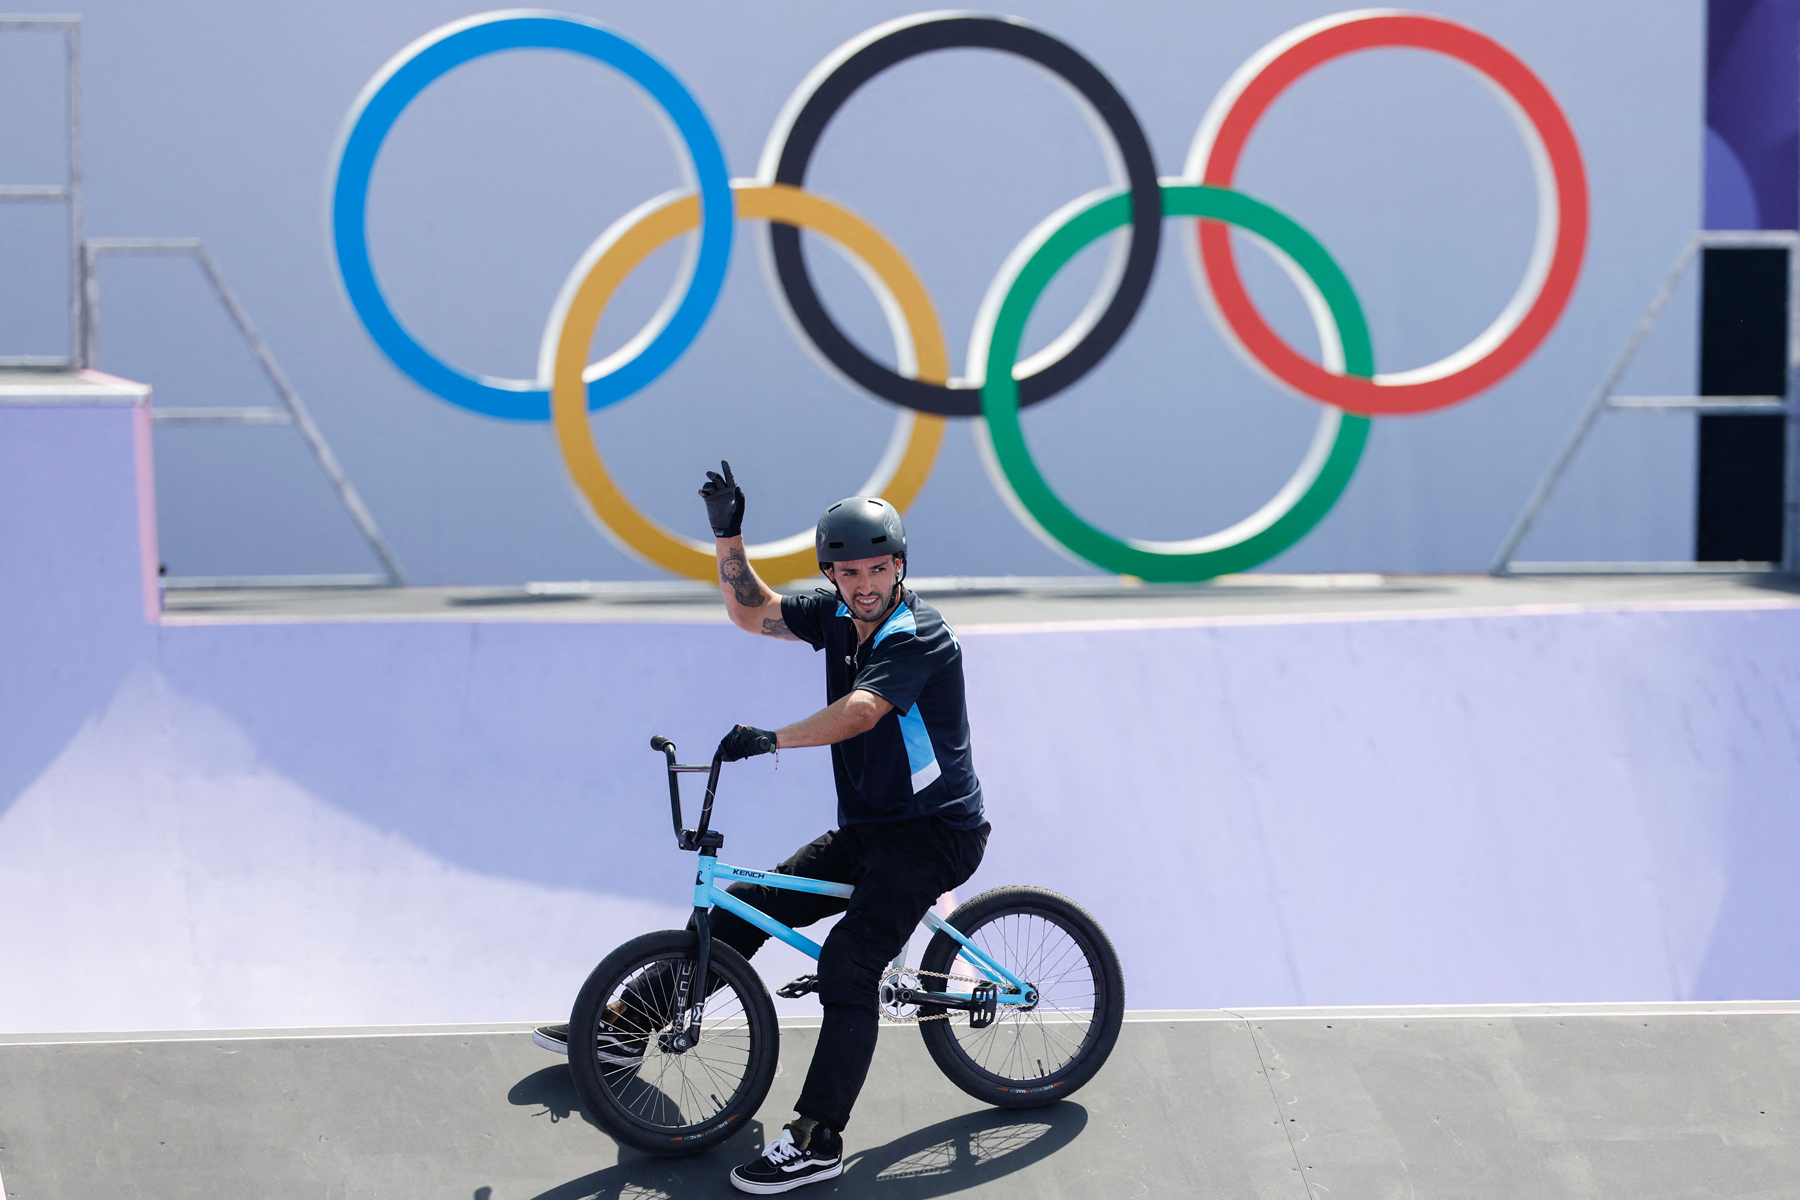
534;1027;645;1066
729;1160;843;1194
595;1046;646;1067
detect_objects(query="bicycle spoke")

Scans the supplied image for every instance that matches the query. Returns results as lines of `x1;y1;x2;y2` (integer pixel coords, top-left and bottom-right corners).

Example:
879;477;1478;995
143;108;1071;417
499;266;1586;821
1026;1010;1085;1057
944;908;1103;1083
690;1037;740;1104
593;950;758;1133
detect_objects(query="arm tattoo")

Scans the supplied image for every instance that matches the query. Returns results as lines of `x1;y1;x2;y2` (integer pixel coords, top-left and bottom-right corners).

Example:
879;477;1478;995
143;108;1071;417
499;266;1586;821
719;546;769;609
722;546;799;639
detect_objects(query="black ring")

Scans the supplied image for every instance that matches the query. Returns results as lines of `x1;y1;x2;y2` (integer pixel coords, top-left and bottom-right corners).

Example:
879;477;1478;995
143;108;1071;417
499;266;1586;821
766;15;1161;418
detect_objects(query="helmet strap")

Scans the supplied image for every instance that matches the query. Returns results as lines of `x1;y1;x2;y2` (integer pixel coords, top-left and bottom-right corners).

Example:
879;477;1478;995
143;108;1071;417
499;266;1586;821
884;556;907;617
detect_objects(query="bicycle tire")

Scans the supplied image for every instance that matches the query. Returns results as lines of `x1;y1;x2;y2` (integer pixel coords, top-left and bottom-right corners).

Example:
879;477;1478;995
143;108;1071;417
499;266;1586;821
568;928;778;1156
918;886;1124;1108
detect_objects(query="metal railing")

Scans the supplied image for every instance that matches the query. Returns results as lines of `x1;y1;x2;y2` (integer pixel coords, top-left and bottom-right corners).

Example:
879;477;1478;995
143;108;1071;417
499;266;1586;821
0;14;81;367
83;238;406;587
0;14;404;589
1491;230;1800;576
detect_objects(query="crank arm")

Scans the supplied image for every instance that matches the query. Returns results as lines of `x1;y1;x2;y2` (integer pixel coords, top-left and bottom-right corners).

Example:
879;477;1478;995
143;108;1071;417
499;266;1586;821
899;989;981;1009
897;981;1000;1027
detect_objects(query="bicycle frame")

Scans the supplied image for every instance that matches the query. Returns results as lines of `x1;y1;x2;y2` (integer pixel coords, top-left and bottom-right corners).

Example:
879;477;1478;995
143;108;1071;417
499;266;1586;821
700;857;1033;1003
650;734;1031;1012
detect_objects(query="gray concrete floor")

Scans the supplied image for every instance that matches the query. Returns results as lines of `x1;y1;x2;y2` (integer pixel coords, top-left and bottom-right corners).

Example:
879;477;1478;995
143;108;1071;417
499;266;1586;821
160;572;1800;628
3;1002;1796;1198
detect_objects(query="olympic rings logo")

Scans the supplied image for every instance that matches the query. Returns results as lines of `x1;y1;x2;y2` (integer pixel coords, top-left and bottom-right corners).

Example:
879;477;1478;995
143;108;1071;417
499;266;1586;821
329;8;1587;583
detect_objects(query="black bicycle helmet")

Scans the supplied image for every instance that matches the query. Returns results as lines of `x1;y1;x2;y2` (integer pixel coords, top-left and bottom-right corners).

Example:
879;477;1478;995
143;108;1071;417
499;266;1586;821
815;496;906;568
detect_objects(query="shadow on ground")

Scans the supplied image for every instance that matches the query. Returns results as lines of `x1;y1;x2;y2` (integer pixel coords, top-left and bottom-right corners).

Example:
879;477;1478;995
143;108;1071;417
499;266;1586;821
508;1064;603;1131
506;1062;1087;1200
842;1103;1087;1195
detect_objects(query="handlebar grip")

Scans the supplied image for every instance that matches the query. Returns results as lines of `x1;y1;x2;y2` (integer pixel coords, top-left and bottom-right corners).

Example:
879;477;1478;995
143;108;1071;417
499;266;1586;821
650;734;674;753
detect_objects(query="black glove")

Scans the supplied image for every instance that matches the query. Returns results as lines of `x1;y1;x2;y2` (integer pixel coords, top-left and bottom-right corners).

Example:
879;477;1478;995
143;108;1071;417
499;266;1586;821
700;460;745;539
718;724;778;762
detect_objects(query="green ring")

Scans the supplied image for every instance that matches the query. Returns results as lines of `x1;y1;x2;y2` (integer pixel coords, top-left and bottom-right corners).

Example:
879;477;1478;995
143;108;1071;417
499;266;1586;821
978;184;1373;581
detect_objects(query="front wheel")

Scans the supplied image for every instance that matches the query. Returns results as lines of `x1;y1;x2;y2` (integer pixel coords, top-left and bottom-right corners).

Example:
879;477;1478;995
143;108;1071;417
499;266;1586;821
919;886;1125;1108
567;929;778;1156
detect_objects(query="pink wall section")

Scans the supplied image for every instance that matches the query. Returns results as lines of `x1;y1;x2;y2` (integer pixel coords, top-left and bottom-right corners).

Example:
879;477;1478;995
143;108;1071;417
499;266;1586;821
130;385;161;622
4;393;1800;1032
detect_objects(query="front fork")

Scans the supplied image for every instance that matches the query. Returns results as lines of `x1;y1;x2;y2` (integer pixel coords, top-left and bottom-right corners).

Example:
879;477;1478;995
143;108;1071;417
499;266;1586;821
666;852;719;1053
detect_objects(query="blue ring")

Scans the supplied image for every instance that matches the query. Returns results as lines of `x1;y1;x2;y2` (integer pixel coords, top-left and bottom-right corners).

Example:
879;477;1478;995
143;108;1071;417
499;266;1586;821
329;12;733;422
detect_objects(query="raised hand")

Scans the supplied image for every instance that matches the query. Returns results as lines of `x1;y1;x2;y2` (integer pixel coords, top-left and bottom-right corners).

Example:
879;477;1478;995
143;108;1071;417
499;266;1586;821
700;460;745;539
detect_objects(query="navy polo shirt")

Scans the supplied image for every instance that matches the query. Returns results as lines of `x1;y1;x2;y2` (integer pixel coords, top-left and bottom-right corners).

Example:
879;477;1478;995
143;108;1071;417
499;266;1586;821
780;588;985;831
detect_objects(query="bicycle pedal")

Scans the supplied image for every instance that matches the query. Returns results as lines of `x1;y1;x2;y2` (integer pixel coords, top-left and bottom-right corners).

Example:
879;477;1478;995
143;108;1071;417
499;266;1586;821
777;974;819;999
968;981;998;1029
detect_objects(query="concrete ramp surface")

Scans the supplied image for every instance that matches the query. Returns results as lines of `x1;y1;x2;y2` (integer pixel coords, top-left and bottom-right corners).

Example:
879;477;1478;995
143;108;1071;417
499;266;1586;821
2;1002;1796;1198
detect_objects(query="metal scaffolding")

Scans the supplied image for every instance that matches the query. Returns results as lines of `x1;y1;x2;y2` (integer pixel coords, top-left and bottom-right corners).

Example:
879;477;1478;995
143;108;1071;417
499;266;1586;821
84;239;406;587
1491;229;1800;576
0;14;81;367
3;15;404;587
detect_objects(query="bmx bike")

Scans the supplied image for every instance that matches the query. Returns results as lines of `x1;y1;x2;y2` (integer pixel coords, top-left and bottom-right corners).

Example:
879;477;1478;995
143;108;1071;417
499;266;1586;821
566;734;1126;1156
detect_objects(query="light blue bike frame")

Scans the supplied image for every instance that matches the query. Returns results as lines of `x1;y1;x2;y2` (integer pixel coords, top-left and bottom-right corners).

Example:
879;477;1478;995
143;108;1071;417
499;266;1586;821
696;856;1033;1003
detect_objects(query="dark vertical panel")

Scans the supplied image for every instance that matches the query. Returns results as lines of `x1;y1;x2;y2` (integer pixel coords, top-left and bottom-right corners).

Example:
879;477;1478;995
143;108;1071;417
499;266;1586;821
1695;247;1788;561
1699;248;1789;394
1701;2;1795;563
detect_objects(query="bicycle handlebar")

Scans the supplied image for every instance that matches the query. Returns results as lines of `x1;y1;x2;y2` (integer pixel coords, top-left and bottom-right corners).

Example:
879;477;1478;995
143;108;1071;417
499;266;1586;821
650;734;724;850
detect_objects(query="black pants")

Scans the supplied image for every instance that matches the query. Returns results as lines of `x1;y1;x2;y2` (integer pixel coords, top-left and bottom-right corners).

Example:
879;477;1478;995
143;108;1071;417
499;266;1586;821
711;816;988;1131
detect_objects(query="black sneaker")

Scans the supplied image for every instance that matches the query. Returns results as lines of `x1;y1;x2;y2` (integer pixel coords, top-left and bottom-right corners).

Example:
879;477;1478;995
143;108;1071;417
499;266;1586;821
532;1023;646;1066
729;1122;843;1194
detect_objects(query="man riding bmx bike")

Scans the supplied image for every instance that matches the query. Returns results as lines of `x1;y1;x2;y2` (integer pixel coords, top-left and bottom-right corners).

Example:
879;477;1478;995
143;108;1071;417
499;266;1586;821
537;462;989;1193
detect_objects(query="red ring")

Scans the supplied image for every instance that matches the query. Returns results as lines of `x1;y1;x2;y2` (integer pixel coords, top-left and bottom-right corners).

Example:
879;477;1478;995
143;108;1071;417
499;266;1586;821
1194;12;1588;416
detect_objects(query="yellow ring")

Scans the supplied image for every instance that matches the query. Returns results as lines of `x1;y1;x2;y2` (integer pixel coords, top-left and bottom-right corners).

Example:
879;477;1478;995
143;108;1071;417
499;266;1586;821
550;182;948;584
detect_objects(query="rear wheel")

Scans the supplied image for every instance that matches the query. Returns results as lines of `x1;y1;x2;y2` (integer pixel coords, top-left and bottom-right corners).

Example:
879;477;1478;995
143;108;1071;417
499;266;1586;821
918;886;1124;1108
568;929;778;1156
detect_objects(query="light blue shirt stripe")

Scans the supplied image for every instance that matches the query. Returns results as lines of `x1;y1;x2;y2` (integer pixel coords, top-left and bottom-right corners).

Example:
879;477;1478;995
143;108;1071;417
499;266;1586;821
873;603;916;647
897;702;939;792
